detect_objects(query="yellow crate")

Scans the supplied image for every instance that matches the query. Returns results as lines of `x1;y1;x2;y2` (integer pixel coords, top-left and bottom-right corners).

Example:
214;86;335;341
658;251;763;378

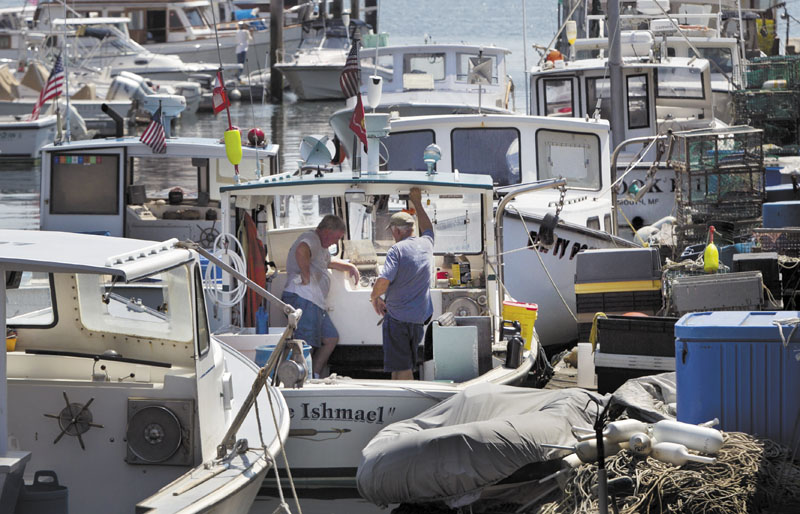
502;300;538;350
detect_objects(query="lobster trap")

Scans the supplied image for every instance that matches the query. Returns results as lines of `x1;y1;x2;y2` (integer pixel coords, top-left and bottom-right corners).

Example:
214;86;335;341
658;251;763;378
743;55;800;90
667;127;765;252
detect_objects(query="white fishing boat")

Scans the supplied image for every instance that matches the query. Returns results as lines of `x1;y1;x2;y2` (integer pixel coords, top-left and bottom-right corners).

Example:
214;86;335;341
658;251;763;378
0;113;57;158
529;53;720;234
0;230;290;513
33;0;303;71
206;133;554;488
274;16;369;100
330;42;515;156
379;113;637;347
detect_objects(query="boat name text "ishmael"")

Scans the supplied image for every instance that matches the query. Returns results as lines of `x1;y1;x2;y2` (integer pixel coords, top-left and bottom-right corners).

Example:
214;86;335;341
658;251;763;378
527;231;590;260
293;403;395;424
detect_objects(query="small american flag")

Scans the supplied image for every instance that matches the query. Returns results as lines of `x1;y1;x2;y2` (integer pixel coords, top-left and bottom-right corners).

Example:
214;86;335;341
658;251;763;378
140;106;166;154
29;54;65;121
339;42;361;99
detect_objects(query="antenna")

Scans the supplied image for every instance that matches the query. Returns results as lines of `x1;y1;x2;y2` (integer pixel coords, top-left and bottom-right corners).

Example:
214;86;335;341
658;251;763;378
62;1;70;142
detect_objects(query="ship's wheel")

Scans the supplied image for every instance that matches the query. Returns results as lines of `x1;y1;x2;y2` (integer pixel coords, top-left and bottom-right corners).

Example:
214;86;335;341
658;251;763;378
44;392;103;450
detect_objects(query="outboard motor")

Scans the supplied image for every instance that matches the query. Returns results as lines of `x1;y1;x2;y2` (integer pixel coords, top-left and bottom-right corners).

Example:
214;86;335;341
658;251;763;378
106;71;155;102
55;98;92;140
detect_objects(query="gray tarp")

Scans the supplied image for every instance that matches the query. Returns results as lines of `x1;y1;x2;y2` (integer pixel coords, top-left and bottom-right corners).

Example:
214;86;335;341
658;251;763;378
356;382;607;508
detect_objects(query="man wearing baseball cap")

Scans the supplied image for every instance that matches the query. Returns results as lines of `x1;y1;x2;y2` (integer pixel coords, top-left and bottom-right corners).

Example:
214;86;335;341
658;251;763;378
370;187;434;380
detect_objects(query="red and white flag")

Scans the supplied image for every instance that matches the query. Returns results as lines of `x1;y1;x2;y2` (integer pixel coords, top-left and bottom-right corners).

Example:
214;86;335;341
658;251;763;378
212;71;230;114
140;106;166;154
349;93;368;152
29;54;65;121
339;42;361;99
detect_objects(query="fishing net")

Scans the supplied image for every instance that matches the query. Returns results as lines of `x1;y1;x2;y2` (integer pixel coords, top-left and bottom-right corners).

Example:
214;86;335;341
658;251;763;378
534;431;800;514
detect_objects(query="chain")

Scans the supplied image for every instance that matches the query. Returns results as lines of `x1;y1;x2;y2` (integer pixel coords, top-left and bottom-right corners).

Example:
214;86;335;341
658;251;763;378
554;184;567;218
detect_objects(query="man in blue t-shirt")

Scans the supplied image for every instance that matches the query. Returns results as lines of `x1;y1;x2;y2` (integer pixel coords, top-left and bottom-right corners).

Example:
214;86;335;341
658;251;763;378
370;187;434;380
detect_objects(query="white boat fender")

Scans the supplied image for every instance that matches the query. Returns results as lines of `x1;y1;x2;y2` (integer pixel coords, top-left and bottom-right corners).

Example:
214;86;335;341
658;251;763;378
651;419;723;455
576;418;648;443
650;441;716;466
628;432;653;456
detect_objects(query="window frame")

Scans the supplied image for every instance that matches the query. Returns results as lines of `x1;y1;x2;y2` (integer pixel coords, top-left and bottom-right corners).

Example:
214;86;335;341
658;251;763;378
5;272;58;329
626;73;650;130
534;128;603;192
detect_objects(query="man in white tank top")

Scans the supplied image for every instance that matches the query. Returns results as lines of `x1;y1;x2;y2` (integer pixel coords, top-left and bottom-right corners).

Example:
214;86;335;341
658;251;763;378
282;215;360;377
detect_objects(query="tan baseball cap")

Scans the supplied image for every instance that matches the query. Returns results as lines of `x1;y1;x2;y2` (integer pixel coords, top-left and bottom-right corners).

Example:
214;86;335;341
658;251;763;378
386;211;415;230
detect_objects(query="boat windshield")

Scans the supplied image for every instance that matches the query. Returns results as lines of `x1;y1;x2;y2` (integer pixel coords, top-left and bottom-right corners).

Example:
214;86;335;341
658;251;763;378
76;266;194;343
184;7;210;29
655;66;705;99
688;47;734;75
6;272;55;327
348;192;483;255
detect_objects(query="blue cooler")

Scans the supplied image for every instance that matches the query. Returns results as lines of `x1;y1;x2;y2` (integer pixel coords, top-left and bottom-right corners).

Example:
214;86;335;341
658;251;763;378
255;342;313;377
675;311;800;447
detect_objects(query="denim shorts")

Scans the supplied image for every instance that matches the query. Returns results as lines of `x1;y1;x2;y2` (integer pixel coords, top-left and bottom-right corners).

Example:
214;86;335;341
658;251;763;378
281;292;338;348
382;315;424;372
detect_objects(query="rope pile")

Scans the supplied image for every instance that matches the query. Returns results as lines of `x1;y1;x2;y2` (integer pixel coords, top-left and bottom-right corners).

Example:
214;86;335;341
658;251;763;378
534;432;800;514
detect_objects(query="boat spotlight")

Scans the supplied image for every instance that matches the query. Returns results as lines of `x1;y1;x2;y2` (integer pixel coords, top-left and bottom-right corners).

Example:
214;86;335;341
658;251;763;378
423;144;441;175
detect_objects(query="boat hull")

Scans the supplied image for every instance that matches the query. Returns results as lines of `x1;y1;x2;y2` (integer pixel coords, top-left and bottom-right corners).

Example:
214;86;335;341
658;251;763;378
500;212;636;347
275;64;346;100
0;115;57;158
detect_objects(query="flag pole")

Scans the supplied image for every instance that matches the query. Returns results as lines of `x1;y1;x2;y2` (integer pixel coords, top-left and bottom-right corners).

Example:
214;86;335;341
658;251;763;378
62;1;71;142
210;0;240;181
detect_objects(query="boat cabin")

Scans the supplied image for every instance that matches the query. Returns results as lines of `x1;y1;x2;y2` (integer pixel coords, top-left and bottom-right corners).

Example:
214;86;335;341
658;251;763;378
38;136;279;245
380;113;614;231
219;170;501;373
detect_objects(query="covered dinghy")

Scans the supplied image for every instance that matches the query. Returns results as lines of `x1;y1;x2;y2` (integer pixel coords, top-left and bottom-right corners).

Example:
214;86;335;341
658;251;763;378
357;383;606;508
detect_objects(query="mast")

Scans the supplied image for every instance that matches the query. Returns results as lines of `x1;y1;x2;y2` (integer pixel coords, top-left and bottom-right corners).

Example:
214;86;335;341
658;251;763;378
608;0;625;150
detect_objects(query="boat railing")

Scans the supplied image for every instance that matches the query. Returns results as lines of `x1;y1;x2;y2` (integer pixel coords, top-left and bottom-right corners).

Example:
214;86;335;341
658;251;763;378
585;12;723;39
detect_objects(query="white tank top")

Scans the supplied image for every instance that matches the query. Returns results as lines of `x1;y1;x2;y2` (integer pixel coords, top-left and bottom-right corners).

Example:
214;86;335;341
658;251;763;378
283;230;331;309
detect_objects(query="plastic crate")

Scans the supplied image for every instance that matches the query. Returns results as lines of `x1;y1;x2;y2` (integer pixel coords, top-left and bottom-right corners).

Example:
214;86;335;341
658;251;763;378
675;311;800;447
596;315;678;357
671;271;764;315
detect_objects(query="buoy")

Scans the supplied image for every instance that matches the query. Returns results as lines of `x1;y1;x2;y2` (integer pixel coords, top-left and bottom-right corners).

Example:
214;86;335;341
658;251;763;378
224;129;243;166
546;49;564;62
650;442;716;466
247;127;265;146
629;432;652;456
703;225;719;273
652;419;724;454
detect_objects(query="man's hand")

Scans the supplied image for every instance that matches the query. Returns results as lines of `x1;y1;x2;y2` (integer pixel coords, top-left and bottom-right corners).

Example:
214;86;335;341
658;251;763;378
409;187;422;206
371;296;387;316
348;263;361;283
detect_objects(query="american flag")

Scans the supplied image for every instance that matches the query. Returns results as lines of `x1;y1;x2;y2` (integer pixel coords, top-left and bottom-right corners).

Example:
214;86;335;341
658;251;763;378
339;42;361;98
140;106;166;154
29;54;65;121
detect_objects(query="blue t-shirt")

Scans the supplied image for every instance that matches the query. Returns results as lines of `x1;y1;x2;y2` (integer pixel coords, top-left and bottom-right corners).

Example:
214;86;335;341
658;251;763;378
379;229;434;324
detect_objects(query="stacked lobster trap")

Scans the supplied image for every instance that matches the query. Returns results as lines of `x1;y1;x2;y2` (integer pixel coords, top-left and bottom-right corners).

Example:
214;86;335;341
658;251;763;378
667;127;766;254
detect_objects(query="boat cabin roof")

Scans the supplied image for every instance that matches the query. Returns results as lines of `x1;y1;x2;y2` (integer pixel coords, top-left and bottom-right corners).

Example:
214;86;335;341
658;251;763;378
373;44;511;56
221;170;495;197
41;136;278;160
531;56;709;75
0;230;192;280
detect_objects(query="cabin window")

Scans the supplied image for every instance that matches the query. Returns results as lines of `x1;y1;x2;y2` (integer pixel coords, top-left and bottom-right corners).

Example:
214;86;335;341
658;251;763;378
130;156;208;202
168;10;185;32
586;77;611;121
543;78;574;116
382;130;435;171
348;192;483;255
403;53;446;81
271;195;340;254
0;35;11;49
76;266;193;343
655;66;705;99
456;53;497;84
50;153;120;215
536;129;602;190
194;267;209;357
687;47;734;75
184;7;209;28
626;74;650;129
6;272;56;327
360;54;394;83
451;128;520;186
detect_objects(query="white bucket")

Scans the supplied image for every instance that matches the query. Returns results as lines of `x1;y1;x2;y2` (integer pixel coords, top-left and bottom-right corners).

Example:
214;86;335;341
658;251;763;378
577;342;596;389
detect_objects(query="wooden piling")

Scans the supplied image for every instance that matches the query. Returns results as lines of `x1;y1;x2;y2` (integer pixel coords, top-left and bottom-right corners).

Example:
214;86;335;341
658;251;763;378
270;0;284;101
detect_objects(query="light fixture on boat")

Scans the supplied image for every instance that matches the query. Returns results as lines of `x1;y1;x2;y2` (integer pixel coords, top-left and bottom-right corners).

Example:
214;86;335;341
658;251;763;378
423;143;441;175
345;188;367;203
566;20;577;61
367;75;383;111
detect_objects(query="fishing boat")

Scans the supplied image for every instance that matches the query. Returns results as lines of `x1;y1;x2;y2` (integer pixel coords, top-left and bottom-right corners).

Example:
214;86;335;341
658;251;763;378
274;16;370;100
32;0;303;71
0;229;290;513
330;42;515;156
376;113;637;347
205;137;552;488
0;114;57;158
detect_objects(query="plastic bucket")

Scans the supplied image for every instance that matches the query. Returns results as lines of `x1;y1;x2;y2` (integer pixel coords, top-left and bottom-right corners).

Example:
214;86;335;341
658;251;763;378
15;470;68;514
255;342;313;377
502;300;538;350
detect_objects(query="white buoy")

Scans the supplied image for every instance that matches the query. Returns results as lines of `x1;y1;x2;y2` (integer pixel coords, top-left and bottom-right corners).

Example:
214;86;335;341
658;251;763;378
651;442;716;466
652;419;724;455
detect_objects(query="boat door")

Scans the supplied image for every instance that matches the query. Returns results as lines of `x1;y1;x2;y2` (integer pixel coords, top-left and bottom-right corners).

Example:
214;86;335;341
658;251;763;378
39;147;126;237
532;75;580;117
